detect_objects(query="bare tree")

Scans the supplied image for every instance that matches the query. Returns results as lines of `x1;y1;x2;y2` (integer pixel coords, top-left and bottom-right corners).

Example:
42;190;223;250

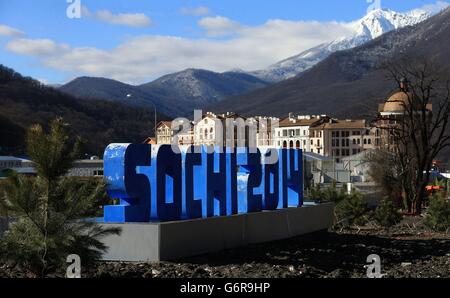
376;58;450;214
366;150;403;206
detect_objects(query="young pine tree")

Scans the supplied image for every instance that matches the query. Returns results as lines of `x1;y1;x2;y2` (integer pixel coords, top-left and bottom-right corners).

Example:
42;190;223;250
0;118;120;277
335;192;370;229
424;192;450;232
374;197;402;229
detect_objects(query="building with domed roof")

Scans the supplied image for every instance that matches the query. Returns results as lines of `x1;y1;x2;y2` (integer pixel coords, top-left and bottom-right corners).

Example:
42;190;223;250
376;82;433;151
379;91;413;115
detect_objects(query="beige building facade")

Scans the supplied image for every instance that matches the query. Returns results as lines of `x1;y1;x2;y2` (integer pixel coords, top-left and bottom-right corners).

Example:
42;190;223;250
310;119;379;162
273;115;329;151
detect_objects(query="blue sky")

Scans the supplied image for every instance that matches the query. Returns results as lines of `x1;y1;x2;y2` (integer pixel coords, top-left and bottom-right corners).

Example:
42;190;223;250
0;0;448;84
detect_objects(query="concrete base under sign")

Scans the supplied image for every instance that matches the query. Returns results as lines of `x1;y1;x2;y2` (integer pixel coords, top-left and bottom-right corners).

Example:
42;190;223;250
99;203;334;262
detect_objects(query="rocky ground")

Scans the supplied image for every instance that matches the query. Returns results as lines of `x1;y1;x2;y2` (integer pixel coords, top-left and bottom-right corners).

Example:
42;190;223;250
1;217;449;278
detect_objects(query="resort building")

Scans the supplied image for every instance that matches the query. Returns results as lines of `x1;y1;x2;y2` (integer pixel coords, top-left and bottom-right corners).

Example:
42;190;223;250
194;112;224;146
67;159;104;177
156;121;173;145
309;119;379;162
377;80;433;151
273;115;329;150
254;116;279;147
193;112;259;147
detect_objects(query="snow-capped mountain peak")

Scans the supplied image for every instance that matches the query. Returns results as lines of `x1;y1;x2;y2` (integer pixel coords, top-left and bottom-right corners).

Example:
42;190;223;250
251;8;431;83
353;8;429;40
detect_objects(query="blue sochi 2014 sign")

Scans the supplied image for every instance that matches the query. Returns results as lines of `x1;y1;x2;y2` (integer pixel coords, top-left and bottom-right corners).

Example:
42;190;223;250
103;144;303;222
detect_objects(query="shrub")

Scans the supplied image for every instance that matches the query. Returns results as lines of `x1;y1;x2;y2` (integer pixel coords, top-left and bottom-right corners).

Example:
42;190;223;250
335;192;370;228
0;180;7;217
322;185;348;204
308;183;347;204
374;197;402;228
308;184;323;202
424;193;450;232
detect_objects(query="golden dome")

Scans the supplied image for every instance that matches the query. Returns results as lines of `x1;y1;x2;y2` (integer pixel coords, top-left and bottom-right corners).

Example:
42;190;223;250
382;92;411;113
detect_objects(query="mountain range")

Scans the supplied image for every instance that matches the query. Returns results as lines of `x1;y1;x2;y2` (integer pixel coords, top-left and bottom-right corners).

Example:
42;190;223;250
0;65;167;156
249;8;431;82
59;69;269;117
2;6;449;158
58;7;432;117
210;7;450;119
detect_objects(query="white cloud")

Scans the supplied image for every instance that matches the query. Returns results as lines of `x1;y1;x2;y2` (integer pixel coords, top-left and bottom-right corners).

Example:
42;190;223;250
0;24;25;37
6;38;69;56
96;10;152;28
198;16;242;37
1;15;357;84
11;17;352;84
180;6;210;16
82;6;152;28
419;0;450;14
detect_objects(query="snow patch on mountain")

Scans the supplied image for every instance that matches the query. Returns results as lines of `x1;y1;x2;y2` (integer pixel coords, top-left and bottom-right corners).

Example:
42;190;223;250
251;8;431;83
154;69;206;98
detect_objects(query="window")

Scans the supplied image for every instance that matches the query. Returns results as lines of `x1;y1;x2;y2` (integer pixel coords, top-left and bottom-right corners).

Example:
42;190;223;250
94;170;104;176
283;130;288;137
295;129;300;136
353;139;356;145
357;139;361;145
352;149;358;155
368;139;372;145
336;139;340;147
364;139;367;145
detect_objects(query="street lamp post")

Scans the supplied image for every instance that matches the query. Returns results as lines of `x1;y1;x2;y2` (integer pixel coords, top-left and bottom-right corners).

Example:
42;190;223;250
127;93;157;138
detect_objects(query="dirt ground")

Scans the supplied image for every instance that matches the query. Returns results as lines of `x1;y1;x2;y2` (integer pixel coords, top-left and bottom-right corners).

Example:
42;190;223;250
1;217;449;278
82;231;449;278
